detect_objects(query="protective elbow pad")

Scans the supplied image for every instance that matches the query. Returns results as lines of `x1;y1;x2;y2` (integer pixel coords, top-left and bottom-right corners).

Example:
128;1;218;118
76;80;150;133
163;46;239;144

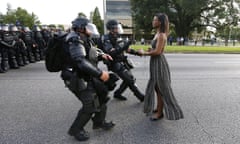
69;43;86;61
76;59;102;78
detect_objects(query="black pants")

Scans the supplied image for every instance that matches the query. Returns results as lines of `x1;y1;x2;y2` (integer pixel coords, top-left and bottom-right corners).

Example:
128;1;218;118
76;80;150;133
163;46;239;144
112;63;144;98
62;71;108;135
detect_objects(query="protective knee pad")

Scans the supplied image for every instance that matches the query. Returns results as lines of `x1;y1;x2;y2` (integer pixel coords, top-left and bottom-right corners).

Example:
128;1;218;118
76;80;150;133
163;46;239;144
119;70;136;85
82;101;96;114
63;74;87;99
81;91;99;113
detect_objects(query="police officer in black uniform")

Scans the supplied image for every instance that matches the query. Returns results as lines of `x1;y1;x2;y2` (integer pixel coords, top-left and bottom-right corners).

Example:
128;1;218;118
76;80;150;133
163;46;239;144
0;25;4;73
0;24;17;71
16;26;29;65
41;25;51;45
61;17;115;141
9;24;27;67
20;26;36;63
98;19;144;102
32;25;45;60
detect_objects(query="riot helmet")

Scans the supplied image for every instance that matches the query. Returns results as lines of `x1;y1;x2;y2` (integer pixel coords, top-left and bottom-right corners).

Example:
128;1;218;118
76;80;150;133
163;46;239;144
17;26;23;31
72;17;89;30
1;25;9;32
72;17;100;38
9;25;19;32
23;26;31;32
85;23;100;38
32;25;41;31
41;25;48;30
106;19;123;34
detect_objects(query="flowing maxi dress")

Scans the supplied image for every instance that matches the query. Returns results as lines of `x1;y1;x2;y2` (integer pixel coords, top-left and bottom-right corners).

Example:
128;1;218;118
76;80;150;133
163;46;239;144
144;39;184;120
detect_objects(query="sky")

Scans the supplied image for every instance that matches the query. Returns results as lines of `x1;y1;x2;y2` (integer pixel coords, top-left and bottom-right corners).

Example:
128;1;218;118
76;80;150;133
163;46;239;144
0;0;104;25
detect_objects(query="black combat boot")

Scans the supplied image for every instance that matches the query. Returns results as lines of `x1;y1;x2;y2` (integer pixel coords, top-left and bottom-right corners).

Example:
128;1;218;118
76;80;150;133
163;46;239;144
34;52;41;61
22;55;29;65
0;55;5;73
9;57;19;69
68;110;92;141
0;66;4;73
17;55;24;66
92;105;115;130
73;129;90;141
114;94;127;101
135;92;144;102
28;51;35;63
2;59;9;71
92;121;115;130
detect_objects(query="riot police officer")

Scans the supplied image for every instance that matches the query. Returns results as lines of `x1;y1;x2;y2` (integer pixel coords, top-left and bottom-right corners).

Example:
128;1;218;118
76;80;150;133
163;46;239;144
98;19;144;102
9;24;27;67
16;26;29;65
61;17;115;141
0;24;17;71
32;25;45;60
20;26;36;63
0;25;4;73
41;25;51;45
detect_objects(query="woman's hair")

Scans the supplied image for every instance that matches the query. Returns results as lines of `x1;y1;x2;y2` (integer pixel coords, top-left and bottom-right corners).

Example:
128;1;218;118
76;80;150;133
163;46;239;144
154;13;169;35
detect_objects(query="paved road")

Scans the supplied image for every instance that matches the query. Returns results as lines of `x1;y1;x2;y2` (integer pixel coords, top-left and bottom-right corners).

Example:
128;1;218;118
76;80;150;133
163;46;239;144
1;54;240;144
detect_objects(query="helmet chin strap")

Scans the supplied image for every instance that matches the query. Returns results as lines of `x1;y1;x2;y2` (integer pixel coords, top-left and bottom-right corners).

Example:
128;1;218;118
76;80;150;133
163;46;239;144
110;30;119;37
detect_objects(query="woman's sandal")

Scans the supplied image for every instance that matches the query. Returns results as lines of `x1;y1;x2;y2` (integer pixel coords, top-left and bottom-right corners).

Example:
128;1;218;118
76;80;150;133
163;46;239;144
152;109;158;113
150;113;164;121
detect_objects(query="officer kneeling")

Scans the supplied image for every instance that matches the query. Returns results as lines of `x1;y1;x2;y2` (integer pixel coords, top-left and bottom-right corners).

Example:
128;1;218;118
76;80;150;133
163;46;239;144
61;17;115;141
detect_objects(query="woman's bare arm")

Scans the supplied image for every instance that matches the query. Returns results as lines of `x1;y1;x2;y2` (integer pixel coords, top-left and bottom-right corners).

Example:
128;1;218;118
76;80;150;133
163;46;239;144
144;33;166;56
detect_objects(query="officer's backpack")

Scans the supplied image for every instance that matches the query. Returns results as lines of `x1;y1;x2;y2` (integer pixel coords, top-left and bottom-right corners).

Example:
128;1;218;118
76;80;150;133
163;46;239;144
45;32;67;72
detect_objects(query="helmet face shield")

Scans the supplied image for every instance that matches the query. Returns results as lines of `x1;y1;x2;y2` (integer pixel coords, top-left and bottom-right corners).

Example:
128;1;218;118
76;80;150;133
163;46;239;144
109;24;123;34
24;27;30;32
85;23;100;38
2;25;9;31
42;25;48;30
10;26;19;32
36;26;41;31
117;24;123;34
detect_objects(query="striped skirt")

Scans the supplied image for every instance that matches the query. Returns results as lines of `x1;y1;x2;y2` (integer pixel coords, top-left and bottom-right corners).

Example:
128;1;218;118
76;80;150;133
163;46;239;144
143;54;184;120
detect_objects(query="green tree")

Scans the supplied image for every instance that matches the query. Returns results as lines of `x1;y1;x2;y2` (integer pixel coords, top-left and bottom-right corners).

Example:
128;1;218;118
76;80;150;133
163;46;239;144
131;0;165;39
205;0;240;46
130;0;240;40
92;7;104;34
131;0;210;38
2;6;40;28
0;13;4;23
78;12;87;18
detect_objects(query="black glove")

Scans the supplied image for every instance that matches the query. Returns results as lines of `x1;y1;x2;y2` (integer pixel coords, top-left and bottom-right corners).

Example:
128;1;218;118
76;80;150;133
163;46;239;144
104;73;119;91
122;40;132;51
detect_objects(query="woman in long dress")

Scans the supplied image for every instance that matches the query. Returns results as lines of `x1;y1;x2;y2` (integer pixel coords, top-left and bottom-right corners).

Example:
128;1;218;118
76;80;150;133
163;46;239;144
141;13;184;120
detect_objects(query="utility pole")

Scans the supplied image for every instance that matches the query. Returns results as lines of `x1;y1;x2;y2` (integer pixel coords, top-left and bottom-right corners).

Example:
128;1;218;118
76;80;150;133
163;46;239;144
103;0;107;34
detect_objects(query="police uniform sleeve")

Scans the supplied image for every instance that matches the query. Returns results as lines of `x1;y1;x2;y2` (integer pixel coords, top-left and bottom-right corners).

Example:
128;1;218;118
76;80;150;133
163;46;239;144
101;36;129;57
67;36;102;78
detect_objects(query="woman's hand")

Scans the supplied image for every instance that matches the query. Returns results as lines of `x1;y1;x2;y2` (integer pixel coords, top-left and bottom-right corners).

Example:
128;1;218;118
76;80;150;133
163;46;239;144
148;47;153;52
137;49;145;56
